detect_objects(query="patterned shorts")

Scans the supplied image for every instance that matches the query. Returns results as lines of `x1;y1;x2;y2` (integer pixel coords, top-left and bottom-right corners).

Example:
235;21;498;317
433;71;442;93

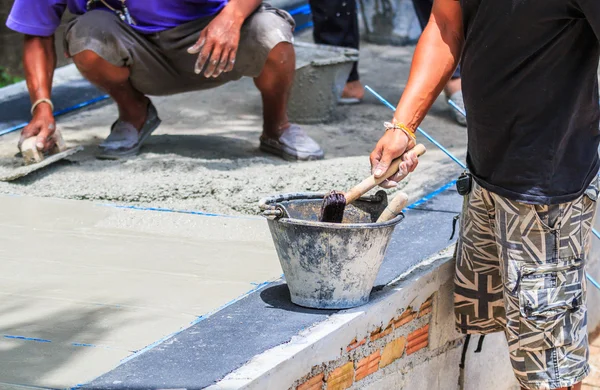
454;178;599;390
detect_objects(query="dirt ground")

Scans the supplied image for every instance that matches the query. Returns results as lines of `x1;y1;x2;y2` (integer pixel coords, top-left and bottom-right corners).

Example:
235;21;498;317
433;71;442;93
0;33;466;216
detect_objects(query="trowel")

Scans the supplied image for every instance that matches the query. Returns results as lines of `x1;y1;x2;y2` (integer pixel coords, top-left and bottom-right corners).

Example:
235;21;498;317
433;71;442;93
0;128;83;181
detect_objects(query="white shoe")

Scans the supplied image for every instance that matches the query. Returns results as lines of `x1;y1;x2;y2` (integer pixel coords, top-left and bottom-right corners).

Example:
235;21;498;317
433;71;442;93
260;124;324;161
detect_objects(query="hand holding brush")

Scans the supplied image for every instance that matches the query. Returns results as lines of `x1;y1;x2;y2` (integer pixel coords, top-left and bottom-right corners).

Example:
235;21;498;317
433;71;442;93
320;144;426;223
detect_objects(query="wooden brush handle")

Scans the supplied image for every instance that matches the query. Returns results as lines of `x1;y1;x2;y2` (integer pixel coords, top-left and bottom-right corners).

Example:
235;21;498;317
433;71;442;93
377;192;409;223
344;144;427;204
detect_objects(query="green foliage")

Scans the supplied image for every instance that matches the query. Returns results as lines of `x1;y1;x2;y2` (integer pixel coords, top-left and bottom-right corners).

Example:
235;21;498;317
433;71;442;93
0;67;23;87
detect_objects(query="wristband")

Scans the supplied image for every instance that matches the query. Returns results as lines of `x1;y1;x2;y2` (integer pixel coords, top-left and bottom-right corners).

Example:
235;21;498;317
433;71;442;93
383;121;417;143
31;98;54;116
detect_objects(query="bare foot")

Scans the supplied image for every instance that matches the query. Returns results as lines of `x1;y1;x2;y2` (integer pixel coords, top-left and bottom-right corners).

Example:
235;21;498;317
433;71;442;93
342;80;365;101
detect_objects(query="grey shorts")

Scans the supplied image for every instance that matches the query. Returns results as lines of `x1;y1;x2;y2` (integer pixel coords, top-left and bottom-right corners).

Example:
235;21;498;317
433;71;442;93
63;5;295;96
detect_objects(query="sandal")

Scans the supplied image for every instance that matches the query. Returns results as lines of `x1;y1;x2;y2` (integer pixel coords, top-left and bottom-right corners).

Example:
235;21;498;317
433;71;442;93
96;101;162;159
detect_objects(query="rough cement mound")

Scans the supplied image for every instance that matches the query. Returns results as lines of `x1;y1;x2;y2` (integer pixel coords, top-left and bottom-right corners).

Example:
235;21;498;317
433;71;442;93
0;149;458;215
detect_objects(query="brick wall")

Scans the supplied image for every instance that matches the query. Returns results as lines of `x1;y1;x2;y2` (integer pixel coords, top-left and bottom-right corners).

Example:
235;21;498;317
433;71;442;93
0;0;73;77
291;295;436;390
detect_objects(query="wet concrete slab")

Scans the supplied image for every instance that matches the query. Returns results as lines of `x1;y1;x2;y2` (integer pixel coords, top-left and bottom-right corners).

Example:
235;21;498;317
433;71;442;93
0;196;282;389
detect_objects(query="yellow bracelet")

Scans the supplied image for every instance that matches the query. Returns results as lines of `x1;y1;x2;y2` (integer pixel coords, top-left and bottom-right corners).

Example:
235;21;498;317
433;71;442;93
383;121;417;142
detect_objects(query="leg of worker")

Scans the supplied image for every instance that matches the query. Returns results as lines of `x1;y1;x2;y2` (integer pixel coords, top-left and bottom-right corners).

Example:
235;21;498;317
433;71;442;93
71;50;149;131
65;11;160;131
491;177;599;389
229;5;323;160
454;183;506;336
64;10;168;158
308;0;363;102
254;42;295;140
149;4;323;160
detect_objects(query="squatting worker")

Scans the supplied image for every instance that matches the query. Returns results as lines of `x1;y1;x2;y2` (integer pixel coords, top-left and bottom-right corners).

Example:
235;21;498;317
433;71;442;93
5;0;324;161
369;0;600;389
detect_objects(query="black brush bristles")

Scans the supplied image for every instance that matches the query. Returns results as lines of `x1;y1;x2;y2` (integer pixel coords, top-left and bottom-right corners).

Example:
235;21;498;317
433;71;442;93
319;191;347;223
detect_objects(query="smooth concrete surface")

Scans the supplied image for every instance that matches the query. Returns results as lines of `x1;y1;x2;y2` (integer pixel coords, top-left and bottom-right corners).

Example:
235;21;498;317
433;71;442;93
0;195;282;389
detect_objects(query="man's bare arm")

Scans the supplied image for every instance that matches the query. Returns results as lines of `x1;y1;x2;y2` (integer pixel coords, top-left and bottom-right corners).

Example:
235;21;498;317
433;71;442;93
370;0;464;180
21;35;57;151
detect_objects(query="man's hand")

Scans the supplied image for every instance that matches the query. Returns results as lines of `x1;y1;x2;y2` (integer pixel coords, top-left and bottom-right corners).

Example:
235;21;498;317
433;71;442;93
19;104;56;152
187;11;243;78
370;131;419;189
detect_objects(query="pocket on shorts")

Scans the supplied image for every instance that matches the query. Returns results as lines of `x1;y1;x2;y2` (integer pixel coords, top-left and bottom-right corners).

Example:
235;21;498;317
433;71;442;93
529;203;561;232
518;258;585;351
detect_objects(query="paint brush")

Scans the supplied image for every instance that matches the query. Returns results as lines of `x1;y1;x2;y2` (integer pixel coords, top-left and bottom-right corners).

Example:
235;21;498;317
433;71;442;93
319;144;426;223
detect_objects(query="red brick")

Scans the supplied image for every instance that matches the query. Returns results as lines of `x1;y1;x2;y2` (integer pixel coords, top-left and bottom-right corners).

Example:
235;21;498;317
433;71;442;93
346;337;366;352
355;350;381;381
370;325;393;342
418;295;434;318
407;324;430;355
297;373;324;390
380;337;407;368
325;362;354;390
393;308;417;328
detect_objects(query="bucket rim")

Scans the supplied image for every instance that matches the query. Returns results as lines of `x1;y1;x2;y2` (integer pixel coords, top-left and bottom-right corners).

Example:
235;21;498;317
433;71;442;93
273;213;404;229
258;191;405;229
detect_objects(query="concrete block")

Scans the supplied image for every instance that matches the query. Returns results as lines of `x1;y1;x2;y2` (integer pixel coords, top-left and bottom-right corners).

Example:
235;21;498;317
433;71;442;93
379;337;406;368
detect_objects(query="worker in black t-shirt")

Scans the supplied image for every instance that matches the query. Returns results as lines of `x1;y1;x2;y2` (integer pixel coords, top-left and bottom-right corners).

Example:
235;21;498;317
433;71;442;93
308;0;364;104
369;0;600;389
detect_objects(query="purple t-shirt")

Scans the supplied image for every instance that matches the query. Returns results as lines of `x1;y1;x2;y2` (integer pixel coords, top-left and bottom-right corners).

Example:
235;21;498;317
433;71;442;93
6;0;228;36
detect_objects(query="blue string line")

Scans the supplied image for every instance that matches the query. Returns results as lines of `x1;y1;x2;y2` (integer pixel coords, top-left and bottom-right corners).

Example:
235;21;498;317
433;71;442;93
367;84;600;292
0;94;110;137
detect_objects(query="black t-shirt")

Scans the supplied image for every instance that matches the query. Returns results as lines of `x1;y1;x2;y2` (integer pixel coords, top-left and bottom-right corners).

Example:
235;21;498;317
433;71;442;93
460;0;600;204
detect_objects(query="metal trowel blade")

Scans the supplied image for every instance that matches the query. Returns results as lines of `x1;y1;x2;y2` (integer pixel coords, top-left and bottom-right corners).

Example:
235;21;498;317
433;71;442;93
0;145;84;182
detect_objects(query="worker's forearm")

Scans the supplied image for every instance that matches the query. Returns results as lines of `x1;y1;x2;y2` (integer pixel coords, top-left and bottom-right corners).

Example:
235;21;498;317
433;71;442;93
23;35;56;105
393;23;463;130
220;0;262;24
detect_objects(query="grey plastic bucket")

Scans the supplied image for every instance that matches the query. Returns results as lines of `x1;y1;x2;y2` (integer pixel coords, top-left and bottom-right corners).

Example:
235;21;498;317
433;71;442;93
259;191;404;309
288;42;360;124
